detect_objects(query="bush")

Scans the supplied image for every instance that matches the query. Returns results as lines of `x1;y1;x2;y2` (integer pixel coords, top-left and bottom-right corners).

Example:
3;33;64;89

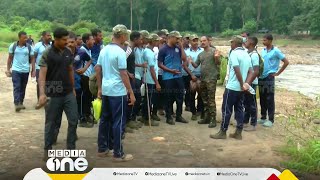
75;28;90;36
50;21;68;32
0;41;11;48
103;36;112;44
25;19;43;30
40;21;53;32
70;20;98;33
0;32;17;43
9;16;27;27
10;24;22;32
221;29;243;37
243;19;257;34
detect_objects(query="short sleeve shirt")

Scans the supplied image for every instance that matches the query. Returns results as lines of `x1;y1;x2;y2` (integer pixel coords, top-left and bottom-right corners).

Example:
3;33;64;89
9;43;34;73
96;43;127;97
185;47;203;76
39;46;73;97
143;48;158;84
125;46;135;74
226;47;253;91
261;46;285;78
158;44;183;80
134;47;145;80
195;47;219;81
248;51;260;85
80;46;93;77
34;42;50;70
91;42;104;67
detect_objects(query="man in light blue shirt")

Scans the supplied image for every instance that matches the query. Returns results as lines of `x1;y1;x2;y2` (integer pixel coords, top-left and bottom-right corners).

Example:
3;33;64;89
210;35;253;140
185;34;204;120
34;31;52;101
258;34;289;127
132;30;149;122
243;37;260;131
96;24;135;162
6;31;35;112
141;34;161;126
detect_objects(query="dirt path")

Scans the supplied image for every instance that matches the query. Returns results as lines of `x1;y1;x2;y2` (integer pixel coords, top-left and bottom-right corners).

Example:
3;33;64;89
0;53;316;179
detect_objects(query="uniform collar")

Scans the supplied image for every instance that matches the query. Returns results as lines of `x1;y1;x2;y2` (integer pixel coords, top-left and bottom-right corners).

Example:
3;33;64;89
234;47;245;51
82;44;90;50
264;45;274;51
189;47;201;52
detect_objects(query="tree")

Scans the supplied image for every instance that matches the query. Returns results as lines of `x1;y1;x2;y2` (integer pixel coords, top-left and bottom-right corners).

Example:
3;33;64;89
240;0;255;27
256;0;262;30
243;19;257;34
221;7;233;30
190;0;213;33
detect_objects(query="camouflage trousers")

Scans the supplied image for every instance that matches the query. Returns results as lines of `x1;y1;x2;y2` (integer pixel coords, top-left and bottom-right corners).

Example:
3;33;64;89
200;80;217;122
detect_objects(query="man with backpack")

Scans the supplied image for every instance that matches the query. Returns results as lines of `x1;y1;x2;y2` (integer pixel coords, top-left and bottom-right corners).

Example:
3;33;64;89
258;34;289;127
210;35;253;140
27;35;35;46
34;31;52;104
6;31;35;112
243;36;260;131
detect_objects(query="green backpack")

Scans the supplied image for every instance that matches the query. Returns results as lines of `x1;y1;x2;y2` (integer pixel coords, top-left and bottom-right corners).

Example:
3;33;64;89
89;73;98;96
249;50;264;77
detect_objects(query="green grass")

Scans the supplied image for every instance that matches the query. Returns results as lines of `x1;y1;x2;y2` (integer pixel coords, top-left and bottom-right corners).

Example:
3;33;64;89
280;139;320;174
278;106;320;175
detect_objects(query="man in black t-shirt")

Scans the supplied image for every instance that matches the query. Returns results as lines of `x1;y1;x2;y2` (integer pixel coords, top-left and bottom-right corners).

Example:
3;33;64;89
124;31;144;133
37;28;78;160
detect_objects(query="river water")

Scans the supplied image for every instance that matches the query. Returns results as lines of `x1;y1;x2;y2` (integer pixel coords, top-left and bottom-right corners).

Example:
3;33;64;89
277;64;320;99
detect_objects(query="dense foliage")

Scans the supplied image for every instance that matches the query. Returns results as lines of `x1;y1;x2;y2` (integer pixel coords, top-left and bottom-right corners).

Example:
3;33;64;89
0;0;319;35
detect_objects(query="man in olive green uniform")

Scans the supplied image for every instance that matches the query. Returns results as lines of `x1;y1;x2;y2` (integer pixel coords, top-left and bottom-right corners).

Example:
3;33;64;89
191;36;220;128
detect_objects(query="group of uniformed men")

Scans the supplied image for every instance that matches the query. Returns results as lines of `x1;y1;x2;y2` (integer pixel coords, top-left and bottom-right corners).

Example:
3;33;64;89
5;23;288;162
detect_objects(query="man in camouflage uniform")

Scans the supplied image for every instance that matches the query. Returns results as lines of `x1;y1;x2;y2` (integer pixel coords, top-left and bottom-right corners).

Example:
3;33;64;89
190;36;220;128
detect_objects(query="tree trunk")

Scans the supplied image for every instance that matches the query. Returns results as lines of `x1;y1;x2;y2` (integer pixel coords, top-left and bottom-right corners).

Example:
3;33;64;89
157;8;160;30
242;14;245;28
130;0;133;30
256;0;262;30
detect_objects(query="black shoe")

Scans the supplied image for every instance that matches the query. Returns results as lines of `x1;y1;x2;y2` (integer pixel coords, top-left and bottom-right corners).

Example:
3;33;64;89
176;116;188;123
166;116;175;125
185;106;191;112
15;105;22;112
208;120;217;128
151;114;161;121
19;103;26;110
198;119;210;124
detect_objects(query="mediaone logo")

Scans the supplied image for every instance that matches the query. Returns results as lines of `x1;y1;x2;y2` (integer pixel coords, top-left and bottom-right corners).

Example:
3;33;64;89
46;150;88;172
